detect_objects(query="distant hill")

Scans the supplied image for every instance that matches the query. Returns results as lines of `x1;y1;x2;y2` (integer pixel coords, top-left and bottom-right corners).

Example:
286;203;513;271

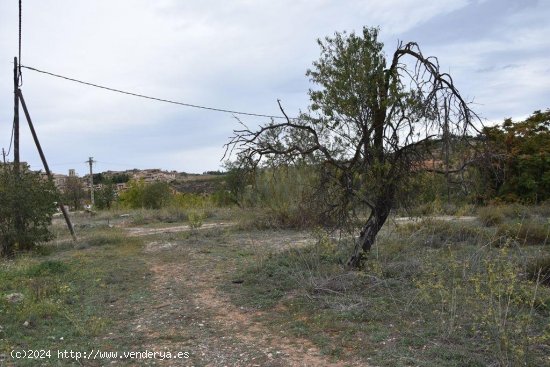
171;174;226;194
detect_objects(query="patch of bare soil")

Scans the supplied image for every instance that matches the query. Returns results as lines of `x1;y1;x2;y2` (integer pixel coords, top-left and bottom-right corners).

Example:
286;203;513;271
126;222;234;237
124;229;358;366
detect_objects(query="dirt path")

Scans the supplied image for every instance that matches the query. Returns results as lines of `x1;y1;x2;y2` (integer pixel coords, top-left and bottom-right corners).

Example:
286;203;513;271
124;230;354;366
125;215;477;238
126;222;235;237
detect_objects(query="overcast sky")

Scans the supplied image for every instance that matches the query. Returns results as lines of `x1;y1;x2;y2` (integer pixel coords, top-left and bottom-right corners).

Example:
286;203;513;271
0;0;548;175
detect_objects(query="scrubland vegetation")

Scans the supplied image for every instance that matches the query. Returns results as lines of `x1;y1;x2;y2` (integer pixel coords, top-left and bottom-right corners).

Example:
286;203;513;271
1;165;549;365
1;27;549;366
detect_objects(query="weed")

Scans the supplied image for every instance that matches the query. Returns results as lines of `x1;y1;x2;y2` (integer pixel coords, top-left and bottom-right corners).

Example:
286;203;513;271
0;226;149;364
397;219;490;248
188;210;206;229
226;220;550;366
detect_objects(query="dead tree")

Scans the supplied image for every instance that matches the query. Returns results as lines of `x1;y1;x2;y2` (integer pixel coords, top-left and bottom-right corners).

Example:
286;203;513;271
225;27;481;268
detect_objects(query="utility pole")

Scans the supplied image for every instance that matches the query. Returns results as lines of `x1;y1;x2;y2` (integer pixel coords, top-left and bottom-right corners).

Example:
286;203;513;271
87;157;95;206
13;56;22;240
2;148;5;164
18;91;77;240
13;57;19;173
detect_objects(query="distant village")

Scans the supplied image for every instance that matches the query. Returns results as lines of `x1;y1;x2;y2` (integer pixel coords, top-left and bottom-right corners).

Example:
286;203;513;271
49;168;179;193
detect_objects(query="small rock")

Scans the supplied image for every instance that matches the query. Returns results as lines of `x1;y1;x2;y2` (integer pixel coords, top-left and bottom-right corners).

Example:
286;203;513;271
23;321;29;327
5;293;24;303
59;337;64;340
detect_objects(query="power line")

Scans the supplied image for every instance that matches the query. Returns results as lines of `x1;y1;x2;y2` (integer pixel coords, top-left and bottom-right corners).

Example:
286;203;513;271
20;64;297;120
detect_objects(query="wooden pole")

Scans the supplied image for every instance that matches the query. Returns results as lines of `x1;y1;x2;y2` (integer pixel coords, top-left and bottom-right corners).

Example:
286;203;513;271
12;56;23;243
17;89;77;241
87;157;94;206
13;57;19;173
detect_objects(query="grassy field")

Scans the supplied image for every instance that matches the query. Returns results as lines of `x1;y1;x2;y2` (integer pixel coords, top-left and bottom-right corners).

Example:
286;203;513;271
1;206;549;366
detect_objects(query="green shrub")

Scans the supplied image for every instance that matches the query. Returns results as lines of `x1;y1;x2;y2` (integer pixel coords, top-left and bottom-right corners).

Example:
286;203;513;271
173;192;212;209
238;166;334;229
415;246;548;366
0;166;58;257
119;180;172;209
188;211;206;229
26;260;69;277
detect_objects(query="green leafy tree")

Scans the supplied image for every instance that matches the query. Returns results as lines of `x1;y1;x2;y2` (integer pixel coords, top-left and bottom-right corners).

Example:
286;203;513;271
95;181;116;210
119;179;145;208
63;175;86;210
221;160;254;206
482;109;550;202
226;27;479;267
143;182;172;209
0;166;58;257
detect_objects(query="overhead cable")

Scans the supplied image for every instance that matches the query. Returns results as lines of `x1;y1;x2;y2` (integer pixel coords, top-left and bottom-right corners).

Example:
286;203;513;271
20;65;297;120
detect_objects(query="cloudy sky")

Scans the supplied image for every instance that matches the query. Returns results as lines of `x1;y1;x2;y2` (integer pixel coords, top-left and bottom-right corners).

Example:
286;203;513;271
0;0;548;175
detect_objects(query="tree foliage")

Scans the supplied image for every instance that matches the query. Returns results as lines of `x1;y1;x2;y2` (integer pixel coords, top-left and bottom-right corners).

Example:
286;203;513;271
119;180;172;209
0;166;58;257
226;27;480;267
482;110;550;203
63;175;86;210
95;182;117;210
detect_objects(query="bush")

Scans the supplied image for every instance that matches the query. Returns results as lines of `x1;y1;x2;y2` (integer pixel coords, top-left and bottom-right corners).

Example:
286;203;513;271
119;180;172;209
238;166;336;229
188;210;206;229
172;192;211;210
0;166;58;257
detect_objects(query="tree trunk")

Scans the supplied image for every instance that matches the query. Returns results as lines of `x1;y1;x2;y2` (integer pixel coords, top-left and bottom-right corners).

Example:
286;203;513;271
346;196;392;268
